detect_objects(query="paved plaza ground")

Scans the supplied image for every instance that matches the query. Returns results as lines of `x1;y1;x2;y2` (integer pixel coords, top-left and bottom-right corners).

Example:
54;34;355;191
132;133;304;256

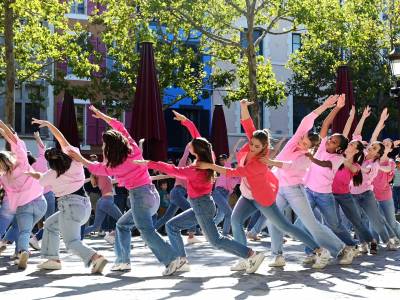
0;235;399;300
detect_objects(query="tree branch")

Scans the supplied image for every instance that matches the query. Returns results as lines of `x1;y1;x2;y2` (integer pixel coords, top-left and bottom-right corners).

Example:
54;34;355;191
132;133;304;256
224;0;246;15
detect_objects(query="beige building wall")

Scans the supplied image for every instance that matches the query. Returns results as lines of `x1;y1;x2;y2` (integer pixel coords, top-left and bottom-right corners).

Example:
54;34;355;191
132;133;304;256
212;20;299;152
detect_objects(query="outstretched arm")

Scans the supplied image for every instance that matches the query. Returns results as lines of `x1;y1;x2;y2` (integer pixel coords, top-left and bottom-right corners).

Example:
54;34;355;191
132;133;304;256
33;131;45;149
320;94;344;138
370;108;389;144
342;105;355;139
353;106;371;138
228;138;245;162
32;118;70;149
88;105;114;125
306;152;333;169
0;120;17;144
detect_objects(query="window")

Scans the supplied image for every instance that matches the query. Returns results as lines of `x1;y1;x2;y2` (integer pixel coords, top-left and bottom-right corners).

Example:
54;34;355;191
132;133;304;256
240;29;264;56
70;0;86;15
292;33;302;53
15;85;43;135
73;99;90;147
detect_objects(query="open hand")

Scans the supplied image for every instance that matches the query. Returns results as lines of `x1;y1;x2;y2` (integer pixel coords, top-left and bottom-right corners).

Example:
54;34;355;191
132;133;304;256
89;105;102;119
172;110;187;122
31;118;49;128
240;99;254;107
362;106;371;118
323;95;339;108
336;94;346;108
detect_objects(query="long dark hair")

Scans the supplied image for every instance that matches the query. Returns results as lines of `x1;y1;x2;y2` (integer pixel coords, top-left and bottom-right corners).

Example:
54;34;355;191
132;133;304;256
102;130;132;168
191;138;215;181
340;141;365;186
372;141;385;162
45;148;72;177
252;129;270;157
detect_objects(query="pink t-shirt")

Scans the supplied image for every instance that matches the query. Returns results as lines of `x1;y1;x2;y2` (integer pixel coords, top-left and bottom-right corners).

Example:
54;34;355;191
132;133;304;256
304;137;345;193
87;119;151;190
372;159;396;201
215;161;240;194
350;159;380;195
39;146;85;197
32;144;51;194
332;163;360;194
96;175;113;196
1;136;44;212
274;112;317;187
238;156;254;199
148;161;212;199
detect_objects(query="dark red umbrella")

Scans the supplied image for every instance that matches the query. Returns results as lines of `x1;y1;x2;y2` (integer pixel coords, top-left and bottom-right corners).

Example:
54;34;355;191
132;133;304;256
210;105;229;158
130;42;167;161
58;91;80;148
332;66;357;135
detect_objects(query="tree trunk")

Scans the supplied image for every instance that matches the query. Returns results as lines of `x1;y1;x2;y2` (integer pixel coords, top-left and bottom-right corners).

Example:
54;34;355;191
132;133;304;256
246;6;260;129
4;0;15;127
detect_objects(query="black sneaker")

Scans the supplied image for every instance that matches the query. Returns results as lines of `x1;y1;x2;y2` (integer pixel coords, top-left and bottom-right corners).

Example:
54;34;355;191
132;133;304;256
370;242;378;255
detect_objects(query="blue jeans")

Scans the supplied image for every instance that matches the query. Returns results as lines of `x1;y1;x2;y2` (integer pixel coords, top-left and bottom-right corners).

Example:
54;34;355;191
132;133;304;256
301;188;356;248
376;199;400;240
269;185;345;257
114;184;177;266
249;214;268;235
334;193;373;243
166;194;251;258
352;191;390;243
0;198;14;238
41;195;96;266
16;195;47;252
34;191;57;241
84;196;122;235
154;185;196;233
393;186;400;214
212;187;232;235
231;196;319;251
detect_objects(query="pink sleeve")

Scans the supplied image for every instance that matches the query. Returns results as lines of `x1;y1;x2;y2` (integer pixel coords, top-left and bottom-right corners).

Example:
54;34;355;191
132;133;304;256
109;119;141;153
148;161;192;179
177;144;191;167
181;119;201;138
88;162;113;177
241;118;256;141
315;137;328;157
225;166;249;178
292;112;318;141
32;145;48;173
10;135;29;166
332;155;345;172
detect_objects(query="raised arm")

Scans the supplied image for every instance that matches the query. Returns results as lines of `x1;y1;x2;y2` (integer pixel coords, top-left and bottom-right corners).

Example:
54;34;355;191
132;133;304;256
32;118;70;149
342;105;355;139
89;105;114;124
177;143;191;167
0;120;17;144
34;131;45;149
228;138;245;162
320;94;345;138
240;100;257;140
370;108;389;144
353;106;371;138
172;110;201;138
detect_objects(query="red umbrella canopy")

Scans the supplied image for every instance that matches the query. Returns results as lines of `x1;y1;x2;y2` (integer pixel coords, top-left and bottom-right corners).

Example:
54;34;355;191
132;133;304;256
332;66;357;135
58;91;80;148
130;42;167;161
211;105;229;158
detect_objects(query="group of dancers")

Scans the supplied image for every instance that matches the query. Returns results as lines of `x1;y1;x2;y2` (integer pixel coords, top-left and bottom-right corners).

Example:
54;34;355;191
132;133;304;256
0;93;399;276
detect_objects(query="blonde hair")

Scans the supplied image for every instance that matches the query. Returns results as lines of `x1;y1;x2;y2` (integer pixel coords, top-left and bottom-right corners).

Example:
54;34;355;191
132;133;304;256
0;151;17;175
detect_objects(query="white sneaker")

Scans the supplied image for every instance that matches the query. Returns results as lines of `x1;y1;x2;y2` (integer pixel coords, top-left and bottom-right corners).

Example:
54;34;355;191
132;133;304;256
37;260;62;270
394;237;400;246
246;251;265;274
268;255;286;267
303;254;316;264
29;236;41;250
0;240;7;253
230;259;248;271
187;236;202;245
387;239;398;251
91;256;108;274
177;259;191;272
97;230;106;237
339;247;355;265
312;248;331;269
104;233;115;245
111;263;131;272
162;257;181;276
360;242;369;254
18;251;29;270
